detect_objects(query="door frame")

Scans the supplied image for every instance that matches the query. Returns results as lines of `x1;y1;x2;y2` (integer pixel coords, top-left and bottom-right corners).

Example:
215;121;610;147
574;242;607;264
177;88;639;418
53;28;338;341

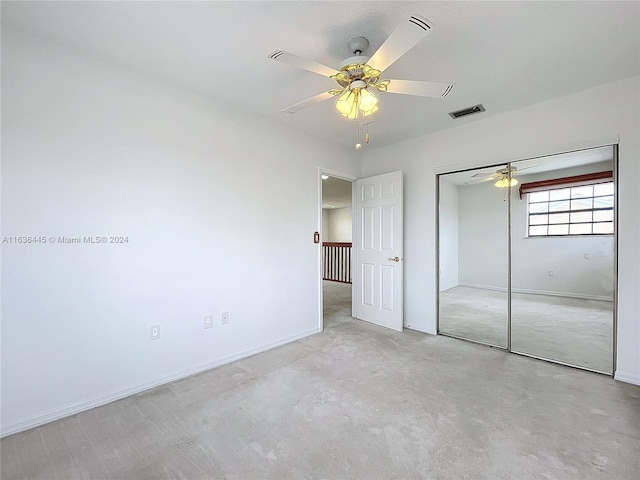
317;167;357;332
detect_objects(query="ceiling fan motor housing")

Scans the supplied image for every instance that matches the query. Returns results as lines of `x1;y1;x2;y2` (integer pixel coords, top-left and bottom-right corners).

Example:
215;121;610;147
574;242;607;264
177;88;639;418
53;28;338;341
338;56;371;71
347;36;369;55
336;37;376;85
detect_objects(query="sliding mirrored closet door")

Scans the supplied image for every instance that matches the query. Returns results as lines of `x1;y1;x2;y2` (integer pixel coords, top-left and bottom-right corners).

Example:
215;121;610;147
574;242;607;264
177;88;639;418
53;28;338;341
438;166;509;348
438;146;615;375
510;146;615;373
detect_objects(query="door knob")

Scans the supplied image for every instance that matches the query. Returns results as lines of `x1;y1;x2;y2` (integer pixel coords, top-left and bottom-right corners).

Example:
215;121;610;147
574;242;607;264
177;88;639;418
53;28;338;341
388;256;400;262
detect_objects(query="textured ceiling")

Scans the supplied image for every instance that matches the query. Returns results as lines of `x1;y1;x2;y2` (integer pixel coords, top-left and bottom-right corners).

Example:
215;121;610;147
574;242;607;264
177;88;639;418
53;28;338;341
2;1;639;151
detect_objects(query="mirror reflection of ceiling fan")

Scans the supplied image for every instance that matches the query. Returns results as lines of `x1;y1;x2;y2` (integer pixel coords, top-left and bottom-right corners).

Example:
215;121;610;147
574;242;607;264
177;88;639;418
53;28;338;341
465;165;538;187
268;14;455;120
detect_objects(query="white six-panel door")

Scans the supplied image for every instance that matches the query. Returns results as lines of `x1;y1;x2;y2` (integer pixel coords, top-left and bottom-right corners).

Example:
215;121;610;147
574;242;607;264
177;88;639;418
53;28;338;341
353;171;403;331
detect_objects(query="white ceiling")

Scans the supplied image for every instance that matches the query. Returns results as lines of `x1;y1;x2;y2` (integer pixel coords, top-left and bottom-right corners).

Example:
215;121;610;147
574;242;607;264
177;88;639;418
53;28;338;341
2;2;639;151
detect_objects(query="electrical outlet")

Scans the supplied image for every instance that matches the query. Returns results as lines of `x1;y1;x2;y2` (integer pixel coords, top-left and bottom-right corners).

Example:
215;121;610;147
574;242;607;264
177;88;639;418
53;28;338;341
150;325;160;340
584;253;590;259
204;315;213;329
221;312;230;325
548;270;554;277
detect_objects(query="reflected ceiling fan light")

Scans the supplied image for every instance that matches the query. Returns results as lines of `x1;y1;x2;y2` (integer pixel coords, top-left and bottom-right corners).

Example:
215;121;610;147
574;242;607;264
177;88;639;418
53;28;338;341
494;177;519;188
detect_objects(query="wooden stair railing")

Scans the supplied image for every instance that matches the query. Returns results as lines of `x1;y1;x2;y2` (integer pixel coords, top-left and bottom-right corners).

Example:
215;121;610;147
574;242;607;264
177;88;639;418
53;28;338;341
322;242;352;284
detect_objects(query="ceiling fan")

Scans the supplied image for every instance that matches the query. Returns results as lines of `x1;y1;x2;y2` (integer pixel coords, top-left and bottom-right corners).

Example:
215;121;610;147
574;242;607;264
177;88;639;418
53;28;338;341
466;165;538;187
268;14;455;120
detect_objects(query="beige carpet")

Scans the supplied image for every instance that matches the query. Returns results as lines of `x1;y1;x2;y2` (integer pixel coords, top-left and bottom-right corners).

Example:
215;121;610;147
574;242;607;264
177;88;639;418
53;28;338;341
439;286;613;373
1;281;636;479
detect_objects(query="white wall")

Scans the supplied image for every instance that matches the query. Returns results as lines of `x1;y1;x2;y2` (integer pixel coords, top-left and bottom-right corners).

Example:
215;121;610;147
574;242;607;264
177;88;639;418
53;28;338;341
322;209;331;241
326;207;352;243
0;27;358;436
438;179;459;291
361;76;640;385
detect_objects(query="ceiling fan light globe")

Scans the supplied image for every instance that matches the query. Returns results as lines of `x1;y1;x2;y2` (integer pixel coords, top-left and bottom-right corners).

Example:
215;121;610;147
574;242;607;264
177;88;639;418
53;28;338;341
494;178;519;188
336;89;361;119
346;100;359;119
359;88;378;112
362;104;379;118
336;90;355;115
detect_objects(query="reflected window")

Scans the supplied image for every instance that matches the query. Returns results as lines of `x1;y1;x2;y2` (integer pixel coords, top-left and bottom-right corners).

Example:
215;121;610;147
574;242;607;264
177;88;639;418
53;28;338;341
527;181;613;236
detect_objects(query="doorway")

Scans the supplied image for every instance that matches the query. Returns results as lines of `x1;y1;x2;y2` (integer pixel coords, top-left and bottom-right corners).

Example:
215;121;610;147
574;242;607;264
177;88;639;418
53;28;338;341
320;171;354;330
319;169;405;332
437;145;617;374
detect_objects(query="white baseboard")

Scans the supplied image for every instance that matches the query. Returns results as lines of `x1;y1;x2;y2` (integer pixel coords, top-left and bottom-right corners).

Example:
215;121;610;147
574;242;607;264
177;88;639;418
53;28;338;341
1;327;321;438
458;283;613;302
614;371;640;386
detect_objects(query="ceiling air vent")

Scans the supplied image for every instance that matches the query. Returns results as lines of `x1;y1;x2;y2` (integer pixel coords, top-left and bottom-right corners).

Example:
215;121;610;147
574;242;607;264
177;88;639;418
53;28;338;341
449;104;485;119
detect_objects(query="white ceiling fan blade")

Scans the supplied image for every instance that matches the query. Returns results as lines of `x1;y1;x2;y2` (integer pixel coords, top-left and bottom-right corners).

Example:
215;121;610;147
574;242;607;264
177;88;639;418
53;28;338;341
268;50;338;78
367;14;435;73
470;170;498;178
465;175;498;185
385;79;454;98
282;91;335;114
513;165;539;173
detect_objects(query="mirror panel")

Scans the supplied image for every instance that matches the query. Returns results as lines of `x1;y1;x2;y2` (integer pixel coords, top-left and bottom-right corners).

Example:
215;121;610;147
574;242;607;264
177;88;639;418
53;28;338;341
510;146;615;373
438;165;510;348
